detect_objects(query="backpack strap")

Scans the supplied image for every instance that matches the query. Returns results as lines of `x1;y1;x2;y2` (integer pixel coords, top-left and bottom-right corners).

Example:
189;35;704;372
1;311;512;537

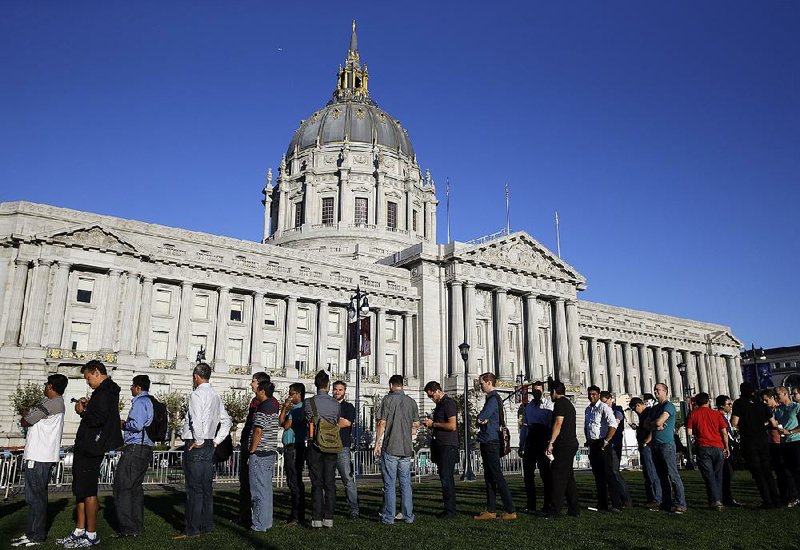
493;393;506;428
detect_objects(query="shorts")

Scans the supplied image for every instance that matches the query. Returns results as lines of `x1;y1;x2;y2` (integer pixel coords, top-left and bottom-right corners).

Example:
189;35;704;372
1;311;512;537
72;451;104;500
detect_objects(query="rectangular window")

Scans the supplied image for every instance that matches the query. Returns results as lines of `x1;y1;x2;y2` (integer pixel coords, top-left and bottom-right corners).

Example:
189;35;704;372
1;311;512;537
154;289;171;316
295;345;309;373
581;341;587;362
385;318;397;341
477;358;484;370
328;311;340;334
508;328;515;351
70;321;91;351
412;210;418;232
386;353;398;374
354;197;368;225
76;278;94;304
226;338;243;365
327;347;340;372
387;201;398;229
262;342;277;369
264;303;278;327
189;334;207;362
294;201;304;228
150;330;169;359
230;299;244;322
297;307;309;330
193;294;209;320
598;344;605;365
321;197;335;225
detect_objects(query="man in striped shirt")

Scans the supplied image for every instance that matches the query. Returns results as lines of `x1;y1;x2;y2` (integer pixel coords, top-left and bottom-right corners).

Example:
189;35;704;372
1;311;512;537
248;380;279;532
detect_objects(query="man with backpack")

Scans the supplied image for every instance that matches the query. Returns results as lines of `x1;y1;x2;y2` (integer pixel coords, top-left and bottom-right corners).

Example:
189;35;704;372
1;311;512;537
114;374;161;538
304;370;341;528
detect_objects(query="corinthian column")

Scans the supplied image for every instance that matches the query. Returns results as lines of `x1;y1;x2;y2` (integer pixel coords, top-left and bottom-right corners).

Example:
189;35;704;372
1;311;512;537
668;348;682;396
315;300;329;372
118;272;139;355
725;355;738;396
176;282;194;363
100;269;122;351
696;352;709;393
450;281;464;375
622;342;635;395
46;261;71;348
565;300;581;385
403;312;414;378
606;340;620;395
284;296;297;372
213;286;230;369
637;344;649;395
588;336;599;387
22;259;52;347
524;293;540;381
553;298;569;381
493;288;509;379
135;277;154;356
653;346;667;386
4;259;30;346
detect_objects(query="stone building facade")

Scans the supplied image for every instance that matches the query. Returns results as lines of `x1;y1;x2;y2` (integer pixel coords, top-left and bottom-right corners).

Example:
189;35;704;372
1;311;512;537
0;24;743;445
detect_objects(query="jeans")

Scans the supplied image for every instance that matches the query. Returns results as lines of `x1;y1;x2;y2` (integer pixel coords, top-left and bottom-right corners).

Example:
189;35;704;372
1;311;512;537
696;446;724;505
608;445;631;507
24;461;54;543
380;452;414;524
183;440;215;535
639;445;662;504
249;453;275;531
306;445;337;521
336;449;359;515
479;442;515;514
434;444;458;515
113;444;153;535
284;444;306;522
652;443;686;510
238;435;251;523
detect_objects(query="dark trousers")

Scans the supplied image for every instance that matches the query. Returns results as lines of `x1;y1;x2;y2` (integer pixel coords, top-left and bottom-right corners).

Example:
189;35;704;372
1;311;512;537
696;446;724;505
522;444;551;512
183;440;215;535
608;445;631;507
479;442;515;514
722;456;735;505
588;440;626;509
781;441;800;502
549;442;579;516
284;444;306;521
113;444;153;535
238;443;251;523
742;442;780;507
433;444;458;515
24;461;54;543
306;445;337;521
768;443;796;504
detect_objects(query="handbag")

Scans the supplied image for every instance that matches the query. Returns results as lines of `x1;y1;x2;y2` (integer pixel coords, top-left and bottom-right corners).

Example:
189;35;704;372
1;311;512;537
494;394;512;457
213;433;233;463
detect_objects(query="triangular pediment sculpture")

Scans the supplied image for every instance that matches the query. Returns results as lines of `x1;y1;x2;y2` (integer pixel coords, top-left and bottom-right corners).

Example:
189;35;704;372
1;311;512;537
460;232;586;285
707;330;743;348
41;224;140;255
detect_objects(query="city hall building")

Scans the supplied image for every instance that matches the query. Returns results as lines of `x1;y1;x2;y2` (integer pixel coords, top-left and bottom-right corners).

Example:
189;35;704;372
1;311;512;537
0;25;743;444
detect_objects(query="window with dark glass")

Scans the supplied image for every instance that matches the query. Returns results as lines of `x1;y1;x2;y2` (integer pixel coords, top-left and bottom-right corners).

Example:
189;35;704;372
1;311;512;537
387;201;398;229
294;202;303;228
321;197;335;225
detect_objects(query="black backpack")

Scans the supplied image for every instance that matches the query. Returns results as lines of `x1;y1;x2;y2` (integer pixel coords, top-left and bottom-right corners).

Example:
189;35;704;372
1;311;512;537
144;395;169;443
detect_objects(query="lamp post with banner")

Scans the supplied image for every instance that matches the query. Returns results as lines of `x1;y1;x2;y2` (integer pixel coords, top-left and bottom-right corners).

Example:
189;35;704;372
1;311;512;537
676;362;695;467
348;286;370;478
459;342;476;481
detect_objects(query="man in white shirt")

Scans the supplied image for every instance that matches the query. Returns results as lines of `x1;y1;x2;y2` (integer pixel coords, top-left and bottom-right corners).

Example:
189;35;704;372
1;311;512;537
11;374;68;548
173;363;232;539
584;385;621;512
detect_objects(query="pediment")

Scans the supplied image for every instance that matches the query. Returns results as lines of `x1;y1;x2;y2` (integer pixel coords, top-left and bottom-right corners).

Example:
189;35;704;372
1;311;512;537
39;224;140;256
707;330;743;348
460;232;586;284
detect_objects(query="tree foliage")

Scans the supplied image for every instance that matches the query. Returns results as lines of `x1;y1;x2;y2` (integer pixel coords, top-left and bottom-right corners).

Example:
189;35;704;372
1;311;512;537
455;388;481;449
11;383;44;417
222;389;251;445
155;390;188;445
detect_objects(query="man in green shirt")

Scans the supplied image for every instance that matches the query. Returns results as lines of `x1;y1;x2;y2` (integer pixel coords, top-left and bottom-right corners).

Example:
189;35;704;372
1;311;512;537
648;383;687;514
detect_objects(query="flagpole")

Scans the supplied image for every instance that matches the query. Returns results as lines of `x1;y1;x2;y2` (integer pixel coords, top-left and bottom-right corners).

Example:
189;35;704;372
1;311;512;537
446;178;451;243
555;210;561;258
505;181;510;235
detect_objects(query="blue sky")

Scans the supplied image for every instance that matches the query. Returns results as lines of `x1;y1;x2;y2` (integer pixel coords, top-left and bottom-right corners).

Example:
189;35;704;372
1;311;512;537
1;1;798;348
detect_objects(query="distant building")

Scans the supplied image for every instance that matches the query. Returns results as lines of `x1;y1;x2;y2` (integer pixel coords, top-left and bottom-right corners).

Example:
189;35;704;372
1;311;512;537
741;345;800;389
0;23;743;445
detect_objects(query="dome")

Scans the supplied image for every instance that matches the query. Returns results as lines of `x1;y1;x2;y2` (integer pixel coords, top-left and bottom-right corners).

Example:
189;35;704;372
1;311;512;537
286;99;415;159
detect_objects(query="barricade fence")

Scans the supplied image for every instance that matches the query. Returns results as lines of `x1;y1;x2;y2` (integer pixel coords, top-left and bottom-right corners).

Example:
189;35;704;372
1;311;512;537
2;447;595;498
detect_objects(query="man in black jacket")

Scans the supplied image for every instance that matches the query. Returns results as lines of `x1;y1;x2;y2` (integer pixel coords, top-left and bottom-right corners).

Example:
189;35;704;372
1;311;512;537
58;360;123;548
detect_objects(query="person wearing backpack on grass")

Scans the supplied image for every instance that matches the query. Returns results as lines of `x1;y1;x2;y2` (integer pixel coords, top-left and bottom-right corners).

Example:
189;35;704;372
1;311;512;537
113;374;155;538
304;370;341;528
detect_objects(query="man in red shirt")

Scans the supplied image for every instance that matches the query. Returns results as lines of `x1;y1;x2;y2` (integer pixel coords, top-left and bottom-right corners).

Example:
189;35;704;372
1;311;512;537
686;392;730;511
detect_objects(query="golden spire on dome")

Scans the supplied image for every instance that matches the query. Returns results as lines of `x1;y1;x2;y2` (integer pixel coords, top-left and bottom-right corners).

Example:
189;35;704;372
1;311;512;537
333;20;370;103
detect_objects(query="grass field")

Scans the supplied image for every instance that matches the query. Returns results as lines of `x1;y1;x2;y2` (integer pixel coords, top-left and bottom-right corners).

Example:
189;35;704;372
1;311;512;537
2;471;799;550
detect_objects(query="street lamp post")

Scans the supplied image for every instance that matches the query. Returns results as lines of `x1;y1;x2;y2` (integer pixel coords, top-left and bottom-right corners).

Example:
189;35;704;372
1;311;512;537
676;362;695;468
459;342;475;481
348;286;370;479
745;344;766;387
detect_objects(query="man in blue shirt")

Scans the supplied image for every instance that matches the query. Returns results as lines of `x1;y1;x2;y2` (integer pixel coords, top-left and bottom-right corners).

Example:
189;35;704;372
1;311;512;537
113;375;154;537
474;372;516;520
279;382;306;525
648;382;687;514
519;381;552;514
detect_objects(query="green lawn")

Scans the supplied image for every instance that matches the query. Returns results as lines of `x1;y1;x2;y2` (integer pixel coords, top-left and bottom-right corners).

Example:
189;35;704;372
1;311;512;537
2;471;799;549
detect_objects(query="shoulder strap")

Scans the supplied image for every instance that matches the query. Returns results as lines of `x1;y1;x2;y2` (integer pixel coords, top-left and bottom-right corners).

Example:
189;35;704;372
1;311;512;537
493;394;506;428
310;397;320;421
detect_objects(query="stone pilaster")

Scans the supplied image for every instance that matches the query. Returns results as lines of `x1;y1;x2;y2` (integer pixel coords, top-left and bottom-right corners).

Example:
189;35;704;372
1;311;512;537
450;281;464;375
668;348;682;396
622;341;635;395
284;296;297;373
375;308;386;376
135;277;154;356
493;288;509;379
588;336;600;387
653;346;667;387
696;352;709;393
553;298;569;382
606;340;621;395
176;281;194;363
637;343;649;395
213;286;230;369
375;173;385;226
46;261;71;348
403;312;414;379
315;300;328;372
682;350;698;393
118;272;139;355
565;299;581;385
463;283;476;376
524;293;540;381
250;292;265;369
21;259;50;347
100;269;122;351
